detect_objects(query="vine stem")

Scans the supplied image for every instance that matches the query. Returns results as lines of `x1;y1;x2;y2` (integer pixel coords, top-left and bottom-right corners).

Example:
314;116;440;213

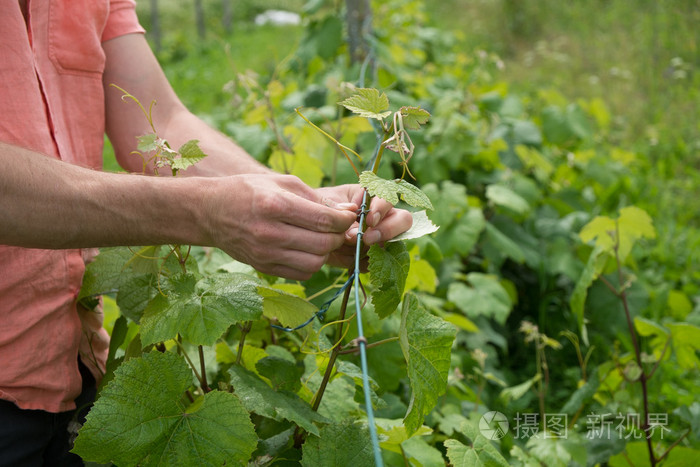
174;339;205;391
198;345;210;393
656;429;691;463
613;225;656;466
311;279;353;411
236;321;253;365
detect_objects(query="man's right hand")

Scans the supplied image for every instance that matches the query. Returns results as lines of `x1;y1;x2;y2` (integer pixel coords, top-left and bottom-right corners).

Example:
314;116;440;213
202;174;358;280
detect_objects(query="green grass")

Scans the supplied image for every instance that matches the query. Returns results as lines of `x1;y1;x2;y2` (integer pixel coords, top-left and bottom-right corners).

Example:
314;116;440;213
428;0;700;157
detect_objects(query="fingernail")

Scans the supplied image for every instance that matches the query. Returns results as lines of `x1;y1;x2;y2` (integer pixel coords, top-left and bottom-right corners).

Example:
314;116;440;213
369;212;381;227
364;230;381;244
336;202;357;211
346;227;359;241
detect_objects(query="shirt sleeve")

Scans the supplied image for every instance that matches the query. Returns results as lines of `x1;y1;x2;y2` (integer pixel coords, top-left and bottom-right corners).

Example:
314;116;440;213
102;0;145;42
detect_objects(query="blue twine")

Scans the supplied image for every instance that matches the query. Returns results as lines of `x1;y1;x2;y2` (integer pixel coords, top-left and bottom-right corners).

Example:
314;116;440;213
354;190;384;467
271;273;355;332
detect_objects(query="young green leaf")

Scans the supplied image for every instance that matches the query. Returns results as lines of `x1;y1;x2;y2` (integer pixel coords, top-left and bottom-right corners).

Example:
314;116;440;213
369;242;410;318
136;133;160;152
579;206;656;263
171;139;208;171
339;88;391;120
400;293;457;435
73;351;257;466
359;171;433;210
400;106;431;130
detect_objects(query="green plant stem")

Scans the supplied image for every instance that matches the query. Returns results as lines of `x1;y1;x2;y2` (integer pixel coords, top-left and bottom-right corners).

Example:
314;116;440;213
646;335;671;380
236;321;253;365
198;345;210;393
174;339;205;390
370;128;391;174
613;236;656;466
311;279;353;411
295;108;361;176
535;343;546;425
656;429;691;463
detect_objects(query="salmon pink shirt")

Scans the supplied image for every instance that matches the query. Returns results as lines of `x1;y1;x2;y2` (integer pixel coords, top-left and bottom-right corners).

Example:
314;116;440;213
0;0;144;412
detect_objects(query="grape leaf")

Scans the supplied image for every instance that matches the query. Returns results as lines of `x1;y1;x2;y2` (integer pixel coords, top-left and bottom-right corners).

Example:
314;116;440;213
140;272;262;346
115;273;159;323
447;273;513;325
486;184;531;215
369;242;410;318
301;420;374;466
171;139;207;171
445;437;510;467
400;293;457;435
136;133;159;152
667;323;700;370
404;245;438;294
388;210;439;242
259;286;318;329
78;247;135;300
229;366;327;436
339;88;391;120
579;206;656;263
359;171;433;210
400;106;431;130
73;351;257;466
256;356;304;392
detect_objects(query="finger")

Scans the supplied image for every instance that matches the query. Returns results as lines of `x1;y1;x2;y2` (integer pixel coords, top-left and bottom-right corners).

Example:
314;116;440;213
267;191;358;234
362;208;413;245
261;263;318;281
253;222;348;256
366;196;395;228
257;250;331;280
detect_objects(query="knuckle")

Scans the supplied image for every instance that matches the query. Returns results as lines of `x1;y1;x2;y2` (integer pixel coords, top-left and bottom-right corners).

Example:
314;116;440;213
315;212;335;232
257;191;284;216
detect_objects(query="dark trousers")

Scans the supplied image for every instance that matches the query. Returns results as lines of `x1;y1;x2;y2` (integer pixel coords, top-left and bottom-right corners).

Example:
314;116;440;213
0;359;97;467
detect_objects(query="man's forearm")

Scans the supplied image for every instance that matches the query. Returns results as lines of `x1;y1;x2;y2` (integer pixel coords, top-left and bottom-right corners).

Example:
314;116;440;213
0;142;210;249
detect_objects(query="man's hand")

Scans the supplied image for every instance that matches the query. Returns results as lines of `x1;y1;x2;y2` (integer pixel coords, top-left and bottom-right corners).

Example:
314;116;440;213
203;174;359;280
316;184;414;270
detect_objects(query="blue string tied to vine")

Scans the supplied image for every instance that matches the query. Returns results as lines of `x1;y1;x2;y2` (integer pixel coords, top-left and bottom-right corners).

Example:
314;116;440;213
270;273;356;332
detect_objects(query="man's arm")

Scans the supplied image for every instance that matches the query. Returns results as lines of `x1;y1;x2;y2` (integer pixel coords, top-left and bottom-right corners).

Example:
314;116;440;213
0;141;359;279
101;33;413;256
